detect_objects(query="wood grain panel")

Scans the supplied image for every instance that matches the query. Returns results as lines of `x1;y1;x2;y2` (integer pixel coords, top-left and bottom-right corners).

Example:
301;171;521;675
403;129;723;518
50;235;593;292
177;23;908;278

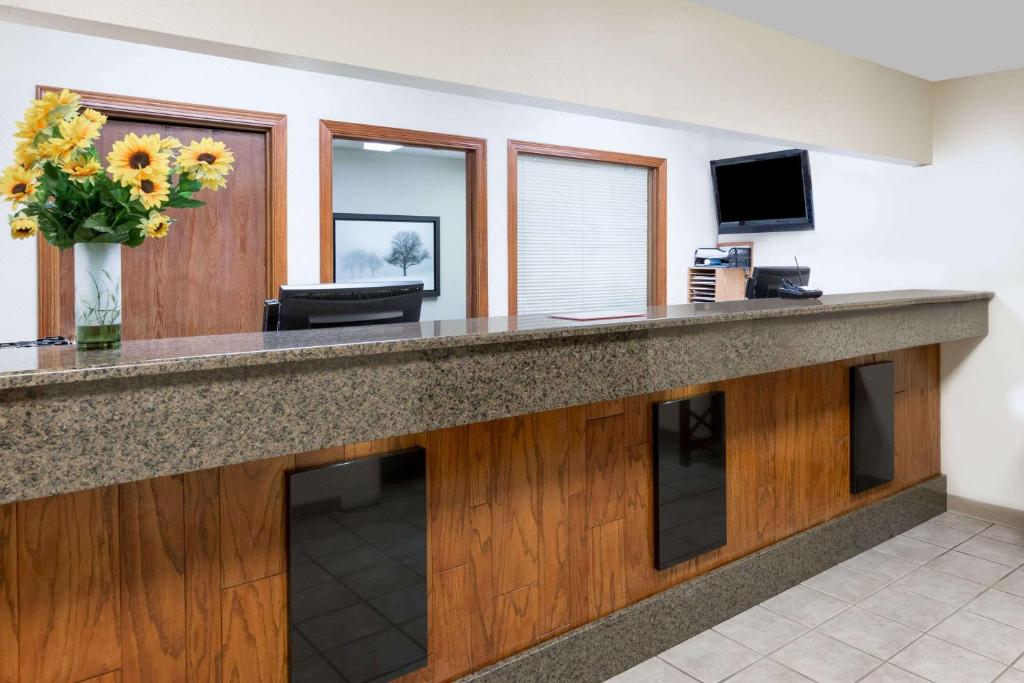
567;493;592;626
585;414;625;527
221;574;287;683
184;469;222;683
430;565;472;681
566;406;588;497
467;504;495;669
535;411;571;635
17;487;121;682
429;427;471;573
119;476;186;682
726;373;778;547
491;417;539;595
0;348;941;682
623;443;654;600
492;583;537;657
588;519;626;618
0;504;16;683
219;457;291;588
467;422;493;507
80;671;121;683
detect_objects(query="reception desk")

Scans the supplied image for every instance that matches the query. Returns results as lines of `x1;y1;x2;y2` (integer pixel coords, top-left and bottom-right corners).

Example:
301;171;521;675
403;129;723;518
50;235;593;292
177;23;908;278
0;290;992;682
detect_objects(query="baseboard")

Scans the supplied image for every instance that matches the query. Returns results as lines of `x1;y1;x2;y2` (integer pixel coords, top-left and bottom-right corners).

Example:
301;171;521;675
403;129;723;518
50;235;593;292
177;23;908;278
948;493;1024;530
460;476;947;683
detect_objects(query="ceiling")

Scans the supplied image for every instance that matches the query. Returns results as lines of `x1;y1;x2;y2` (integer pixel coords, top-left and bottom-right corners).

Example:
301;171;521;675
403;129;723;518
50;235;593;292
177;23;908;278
692;0;1024;81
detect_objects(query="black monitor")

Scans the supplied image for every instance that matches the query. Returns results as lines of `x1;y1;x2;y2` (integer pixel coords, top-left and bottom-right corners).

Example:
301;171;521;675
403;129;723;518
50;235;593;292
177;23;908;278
264;282;423;331
745;266;811;299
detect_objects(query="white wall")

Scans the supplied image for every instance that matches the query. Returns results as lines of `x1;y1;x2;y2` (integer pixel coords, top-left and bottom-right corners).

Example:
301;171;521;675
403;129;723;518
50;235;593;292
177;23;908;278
332;147;467;320
0;19;716;339
704;137;930;293
0;0;933;163
705;78;1024;513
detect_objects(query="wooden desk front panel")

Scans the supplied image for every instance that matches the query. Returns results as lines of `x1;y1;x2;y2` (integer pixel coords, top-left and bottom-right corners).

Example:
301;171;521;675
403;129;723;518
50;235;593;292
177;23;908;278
0;346;939;683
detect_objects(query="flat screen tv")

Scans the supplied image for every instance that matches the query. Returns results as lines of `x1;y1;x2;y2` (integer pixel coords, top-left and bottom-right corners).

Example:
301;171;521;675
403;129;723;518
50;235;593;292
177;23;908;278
711;149;814;233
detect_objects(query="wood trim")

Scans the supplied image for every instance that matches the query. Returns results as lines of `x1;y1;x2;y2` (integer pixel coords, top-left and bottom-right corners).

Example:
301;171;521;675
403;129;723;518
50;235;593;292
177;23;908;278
319;120;489;318
35;86;288;337
506;140;668;316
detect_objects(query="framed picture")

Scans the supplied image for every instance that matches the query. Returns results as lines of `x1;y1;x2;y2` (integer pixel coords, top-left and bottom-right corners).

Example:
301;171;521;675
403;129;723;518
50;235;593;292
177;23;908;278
333;213;440;297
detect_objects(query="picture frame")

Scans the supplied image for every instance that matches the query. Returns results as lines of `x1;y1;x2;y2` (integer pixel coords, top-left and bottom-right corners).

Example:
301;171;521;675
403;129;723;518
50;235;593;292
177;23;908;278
333;213;441;297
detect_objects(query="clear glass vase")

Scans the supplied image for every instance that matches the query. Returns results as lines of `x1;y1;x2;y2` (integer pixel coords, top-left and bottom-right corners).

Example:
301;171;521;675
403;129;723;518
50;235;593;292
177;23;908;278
74;242;122;350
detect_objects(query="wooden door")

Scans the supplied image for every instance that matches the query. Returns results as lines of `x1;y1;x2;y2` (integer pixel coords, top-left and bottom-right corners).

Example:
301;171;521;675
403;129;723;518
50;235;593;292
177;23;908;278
46;122;265;340
102;120;267;339
36;89;287;341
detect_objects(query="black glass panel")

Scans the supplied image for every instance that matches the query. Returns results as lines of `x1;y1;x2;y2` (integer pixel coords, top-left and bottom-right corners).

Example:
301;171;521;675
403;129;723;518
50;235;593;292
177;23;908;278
653;392;727;570
850;362;895;494
288;447;427;683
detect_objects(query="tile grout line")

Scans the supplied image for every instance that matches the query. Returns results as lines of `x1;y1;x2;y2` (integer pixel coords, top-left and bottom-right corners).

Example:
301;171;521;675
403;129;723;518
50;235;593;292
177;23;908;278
926;608;1024;663
651;654;693;679
962;588;1024;630
756;576;917;675
622;515;1022;683
788;520;1022;681
767;520;998;680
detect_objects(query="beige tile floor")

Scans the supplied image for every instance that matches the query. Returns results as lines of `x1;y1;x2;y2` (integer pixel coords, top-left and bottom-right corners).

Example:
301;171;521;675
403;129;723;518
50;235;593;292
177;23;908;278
606;512;1024;683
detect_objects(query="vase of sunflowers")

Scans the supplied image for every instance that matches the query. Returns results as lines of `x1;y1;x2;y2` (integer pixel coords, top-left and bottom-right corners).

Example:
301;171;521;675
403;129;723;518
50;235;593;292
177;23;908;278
3;89;234;349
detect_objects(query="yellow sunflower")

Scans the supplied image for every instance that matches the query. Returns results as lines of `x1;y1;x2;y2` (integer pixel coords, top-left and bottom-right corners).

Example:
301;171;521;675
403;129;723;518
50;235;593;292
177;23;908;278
80;108;107;127
9;214;38;240
62;157;102;182
14;104;51;145
196;174;228;191
129;174;170;209
139;211;172;239
15;90;81;146
177;137;234;190
106;133;171;186
34;89;80;120
0;165;42;206
14;141;42;168
42;114;102;163
159;136;181;151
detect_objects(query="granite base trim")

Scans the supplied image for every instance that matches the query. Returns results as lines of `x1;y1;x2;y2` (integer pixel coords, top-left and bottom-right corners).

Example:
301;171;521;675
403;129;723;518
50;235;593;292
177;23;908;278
460;476;947;683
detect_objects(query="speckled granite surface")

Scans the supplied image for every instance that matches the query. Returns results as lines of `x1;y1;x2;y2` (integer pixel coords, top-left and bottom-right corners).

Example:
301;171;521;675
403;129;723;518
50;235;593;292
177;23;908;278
460;476;947;683
0;290;992;390
0;291;990;503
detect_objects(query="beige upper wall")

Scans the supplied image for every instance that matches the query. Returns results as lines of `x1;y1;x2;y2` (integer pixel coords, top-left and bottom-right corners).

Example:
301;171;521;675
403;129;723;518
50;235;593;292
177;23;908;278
0;0;932;164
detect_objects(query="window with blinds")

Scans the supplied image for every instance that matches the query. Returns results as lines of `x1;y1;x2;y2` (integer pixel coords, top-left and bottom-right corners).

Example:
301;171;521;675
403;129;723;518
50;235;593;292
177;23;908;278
516;153;650;315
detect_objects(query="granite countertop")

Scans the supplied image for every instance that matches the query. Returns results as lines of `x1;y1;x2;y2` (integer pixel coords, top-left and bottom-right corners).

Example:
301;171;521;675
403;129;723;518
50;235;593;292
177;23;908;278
0;289;993;390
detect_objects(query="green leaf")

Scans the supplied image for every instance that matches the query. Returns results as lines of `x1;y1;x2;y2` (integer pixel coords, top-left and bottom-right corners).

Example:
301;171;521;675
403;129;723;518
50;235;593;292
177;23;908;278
125;230;146;248
42;161;63;183
177;177;202;193
90;232;124;244
83;211;112;233
167;196;205;209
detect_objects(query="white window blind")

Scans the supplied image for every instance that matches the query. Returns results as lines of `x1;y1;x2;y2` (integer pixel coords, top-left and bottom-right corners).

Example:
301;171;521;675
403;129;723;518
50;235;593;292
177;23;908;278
516;154;649;315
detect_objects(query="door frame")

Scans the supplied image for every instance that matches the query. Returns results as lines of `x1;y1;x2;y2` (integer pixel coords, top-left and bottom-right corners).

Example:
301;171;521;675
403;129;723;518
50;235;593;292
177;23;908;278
506;140;667;316
319;120;488;318
35;85;288;338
